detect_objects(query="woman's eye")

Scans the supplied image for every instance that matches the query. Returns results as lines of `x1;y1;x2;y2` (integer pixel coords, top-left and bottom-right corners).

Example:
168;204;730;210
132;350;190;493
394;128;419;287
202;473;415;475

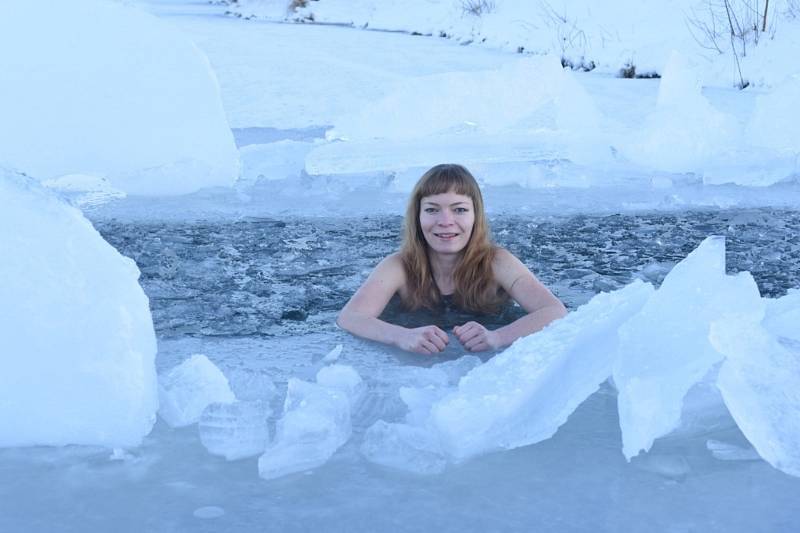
455;207;468;213
424;208;438;213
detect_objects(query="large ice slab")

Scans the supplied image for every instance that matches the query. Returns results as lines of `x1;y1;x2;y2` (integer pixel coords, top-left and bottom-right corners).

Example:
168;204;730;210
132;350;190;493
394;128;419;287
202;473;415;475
158;354;236;428
711;318;800;477
0;0;238;196
614;236;764;460
429;280;653;462
0;171;157;447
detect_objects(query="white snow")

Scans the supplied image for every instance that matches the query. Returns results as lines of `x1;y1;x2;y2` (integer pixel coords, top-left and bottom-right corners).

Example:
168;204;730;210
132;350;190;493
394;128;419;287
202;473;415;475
0;170;157;448
158;354;236;427
620;51;739;175
614;236;764;460
0;0;238;196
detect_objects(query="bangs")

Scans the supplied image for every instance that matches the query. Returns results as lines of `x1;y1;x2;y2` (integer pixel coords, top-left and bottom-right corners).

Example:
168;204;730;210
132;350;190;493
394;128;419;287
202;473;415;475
415;164;480;200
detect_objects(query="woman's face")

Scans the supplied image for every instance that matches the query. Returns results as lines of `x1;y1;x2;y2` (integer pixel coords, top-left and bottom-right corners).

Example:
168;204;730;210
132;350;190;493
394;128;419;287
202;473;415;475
419;190;475;255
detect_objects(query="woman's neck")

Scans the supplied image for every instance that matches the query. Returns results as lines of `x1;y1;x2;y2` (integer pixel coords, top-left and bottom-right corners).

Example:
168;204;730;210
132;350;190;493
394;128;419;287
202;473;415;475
429;251;460;295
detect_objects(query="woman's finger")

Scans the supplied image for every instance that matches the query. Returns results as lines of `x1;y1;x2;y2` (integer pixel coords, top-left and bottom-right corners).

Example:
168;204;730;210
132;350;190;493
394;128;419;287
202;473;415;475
432;327;449;345
421;339;439;354
429;333;446;351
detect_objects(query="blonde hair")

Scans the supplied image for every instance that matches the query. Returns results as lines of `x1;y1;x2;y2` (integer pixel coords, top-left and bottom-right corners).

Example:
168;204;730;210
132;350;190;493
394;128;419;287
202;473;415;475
399;164;506;313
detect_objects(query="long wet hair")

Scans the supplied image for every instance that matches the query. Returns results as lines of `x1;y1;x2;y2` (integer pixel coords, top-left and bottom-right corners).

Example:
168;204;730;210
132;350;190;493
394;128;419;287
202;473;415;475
400;164;507;313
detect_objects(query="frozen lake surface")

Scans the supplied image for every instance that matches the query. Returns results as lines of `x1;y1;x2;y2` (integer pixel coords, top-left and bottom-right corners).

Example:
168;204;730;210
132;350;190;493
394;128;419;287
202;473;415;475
2;209;799;532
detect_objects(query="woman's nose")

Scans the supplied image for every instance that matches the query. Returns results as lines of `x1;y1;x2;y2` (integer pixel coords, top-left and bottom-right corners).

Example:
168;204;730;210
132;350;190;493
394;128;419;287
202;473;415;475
437;211;454;225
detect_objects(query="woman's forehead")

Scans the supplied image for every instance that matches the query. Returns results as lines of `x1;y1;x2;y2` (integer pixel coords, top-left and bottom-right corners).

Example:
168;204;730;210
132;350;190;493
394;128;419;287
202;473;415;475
420;191;473;205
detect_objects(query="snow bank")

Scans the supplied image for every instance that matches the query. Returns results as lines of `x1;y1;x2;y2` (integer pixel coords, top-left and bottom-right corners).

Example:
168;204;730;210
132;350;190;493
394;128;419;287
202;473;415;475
328;56;598;142
308;55;606;183
621;52;739;174
0;170;157;447
750;74;800;156
158;354;236;427
0;0;238;196
614;236;764;459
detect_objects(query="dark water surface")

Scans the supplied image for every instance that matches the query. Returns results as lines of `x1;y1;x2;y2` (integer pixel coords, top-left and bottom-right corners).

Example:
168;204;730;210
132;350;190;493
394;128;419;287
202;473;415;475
97;208;800;338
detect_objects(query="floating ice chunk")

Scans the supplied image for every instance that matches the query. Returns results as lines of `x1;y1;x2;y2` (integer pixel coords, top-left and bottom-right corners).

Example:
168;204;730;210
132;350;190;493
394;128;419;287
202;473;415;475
258;378;352;480
706;439;761;462
316;364;365;405
199;400;271;460
361;421;446;475
710;319;800;478
614;236;764;460
430;280;654;462
226;368;277;402
322;344;343;363
158;354;236;428
763;288;800;341
0;0;238;195
0;172;157;448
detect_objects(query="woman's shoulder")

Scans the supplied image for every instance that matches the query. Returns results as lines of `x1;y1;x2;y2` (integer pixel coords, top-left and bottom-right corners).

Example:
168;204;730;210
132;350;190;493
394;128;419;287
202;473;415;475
490;246;532;285
371;252;408;284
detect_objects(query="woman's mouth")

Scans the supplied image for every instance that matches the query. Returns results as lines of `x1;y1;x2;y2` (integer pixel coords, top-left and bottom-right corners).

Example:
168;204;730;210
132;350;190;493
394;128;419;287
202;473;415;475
434;232;458;240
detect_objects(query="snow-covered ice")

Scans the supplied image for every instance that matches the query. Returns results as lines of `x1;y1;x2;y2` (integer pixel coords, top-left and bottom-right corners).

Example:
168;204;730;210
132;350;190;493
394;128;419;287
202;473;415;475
0;170;157;447
158;354;236;427
614;236;764;460
0;0;238;196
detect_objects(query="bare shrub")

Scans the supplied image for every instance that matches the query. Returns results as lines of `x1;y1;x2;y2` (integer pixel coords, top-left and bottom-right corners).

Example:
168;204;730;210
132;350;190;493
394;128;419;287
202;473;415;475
685;0;771;88
461;0;496;17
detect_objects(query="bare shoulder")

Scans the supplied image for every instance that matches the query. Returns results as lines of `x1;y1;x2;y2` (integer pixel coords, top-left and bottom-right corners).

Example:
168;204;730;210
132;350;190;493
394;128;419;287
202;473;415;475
491;247;530;286
374;252;407;281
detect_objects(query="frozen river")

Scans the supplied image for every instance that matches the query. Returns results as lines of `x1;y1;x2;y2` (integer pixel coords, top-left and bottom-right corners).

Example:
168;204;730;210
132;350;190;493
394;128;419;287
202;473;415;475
2;208;798;532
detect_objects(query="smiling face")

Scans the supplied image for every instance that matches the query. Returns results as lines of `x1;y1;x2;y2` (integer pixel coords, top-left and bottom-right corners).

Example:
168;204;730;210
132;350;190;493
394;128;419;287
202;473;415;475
418;190;475;256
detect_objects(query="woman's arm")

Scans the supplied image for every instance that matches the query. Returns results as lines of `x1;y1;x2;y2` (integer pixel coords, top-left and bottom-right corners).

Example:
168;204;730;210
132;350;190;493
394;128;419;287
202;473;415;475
454;248;567;351
336;253;449;354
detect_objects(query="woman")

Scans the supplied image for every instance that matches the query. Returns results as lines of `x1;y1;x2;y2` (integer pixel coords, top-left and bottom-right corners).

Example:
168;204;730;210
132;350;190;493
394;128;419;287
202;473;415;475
337;164;566;354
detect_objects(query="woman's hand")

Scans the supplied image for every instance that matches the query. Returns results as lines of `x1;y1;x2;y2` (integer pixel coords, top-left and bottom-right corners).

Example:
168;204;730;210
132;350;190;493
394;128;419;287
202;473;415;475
454;321;500;352
397;326;449;355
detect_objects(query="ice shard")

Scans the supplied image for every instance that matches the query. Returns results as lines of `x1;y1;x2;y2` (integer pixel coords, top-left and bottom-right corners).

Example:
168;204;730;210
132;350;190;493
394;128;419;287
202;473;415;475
429;280;654;462
711;318;800;477
614;236;764;460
